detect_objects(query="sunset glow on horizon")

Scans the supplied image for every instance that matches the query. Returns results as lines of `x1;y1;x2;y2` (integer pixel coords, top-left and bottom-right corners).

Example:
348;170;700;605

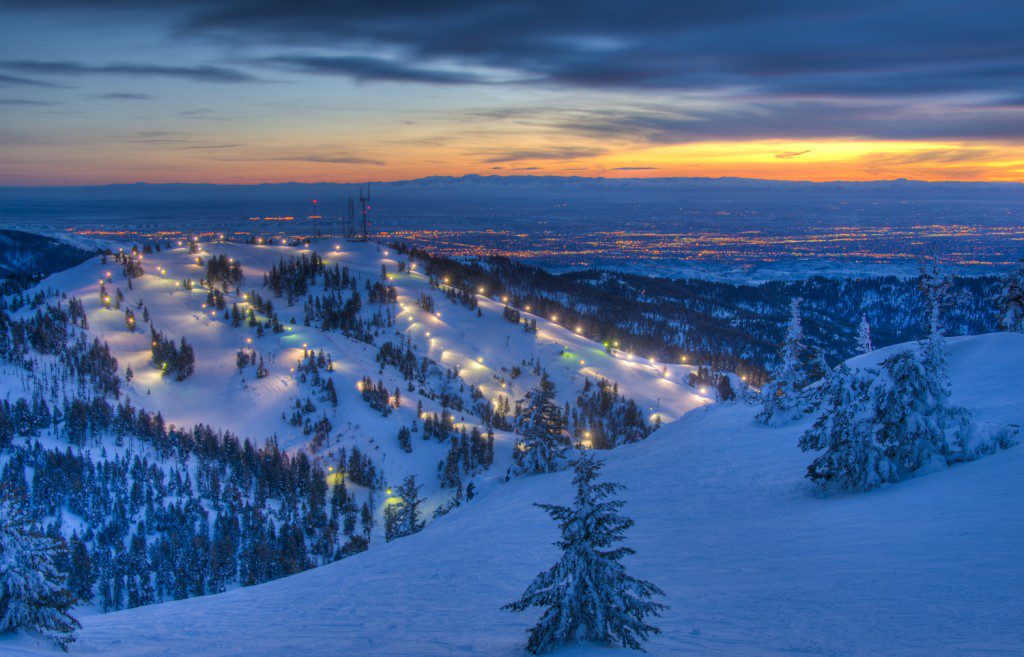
2;2;1024;185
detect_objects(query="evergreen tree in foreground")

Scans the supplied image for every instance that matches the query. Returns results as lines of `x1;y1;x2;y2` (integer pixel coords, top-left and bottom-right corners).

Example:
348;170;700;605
514;373;568;474
504;455;666;653
757;297;807;425
0;497;79;650
996;258;1024;333
856;314;873;354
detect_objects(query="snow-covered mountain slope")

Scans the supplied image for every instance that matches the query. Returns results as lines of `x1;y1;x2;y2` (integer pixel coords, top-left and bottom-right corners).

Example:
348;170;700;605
16;239;705;506
12;332;1023;656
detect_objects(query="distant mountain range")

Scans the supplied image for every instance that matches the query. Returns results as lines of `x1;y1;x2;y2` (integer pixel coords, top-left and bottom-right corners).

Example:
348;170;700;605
2;174;1024;201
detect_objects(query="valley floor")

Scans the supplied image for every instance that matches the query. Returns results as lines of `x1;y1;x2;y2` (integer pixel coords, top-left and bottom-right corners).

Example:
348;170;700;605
8;333;1024;656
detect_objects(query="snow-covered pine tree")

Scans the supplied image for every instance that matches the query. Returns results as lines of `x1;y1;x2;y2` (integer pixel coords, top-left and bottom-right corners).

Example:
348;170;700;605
996;258;1024;332
503;455;666;653
514;373;568;474
856;314;873;354
757;297;807;424
914;258;969;460
0;497;80;650
799;365;898;491
917;258;952;341
384;475;425;542
805;346;832;384
875;350;969;467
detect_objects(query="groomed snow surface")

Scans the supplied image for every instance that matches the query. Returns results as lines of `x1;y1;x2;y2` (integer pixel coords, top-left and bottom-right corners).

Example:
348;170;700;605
7;332;1024;656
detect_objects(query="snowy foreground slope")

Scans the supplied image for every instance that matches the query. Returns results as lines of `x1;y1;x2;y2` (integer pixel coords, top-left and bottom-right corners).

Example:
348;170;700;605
11;332;1024;657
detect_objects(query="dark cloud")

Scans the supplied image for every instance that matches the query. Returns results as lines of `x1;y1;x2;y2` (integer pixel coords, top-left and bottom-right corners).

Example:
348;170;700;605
483;147;606;163
261;55;486;85
5;1;1024;142
9;2;1024;95
612;166;658;170
2;60;256;83
178;1;1024;98
0;98;60;106
554;100;1024;143
92;92;153;100
0;72;61;87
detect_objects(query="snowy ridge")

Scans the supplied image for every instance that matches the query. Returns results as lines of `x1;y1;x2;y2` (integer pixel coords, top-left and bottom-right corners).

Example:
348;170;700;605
17;239;706;505
7;332;1024;656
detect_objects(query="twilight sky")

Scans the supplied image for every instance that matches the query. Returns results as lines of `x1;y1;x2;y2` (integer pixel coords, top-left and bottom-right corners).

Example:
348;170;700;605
2;0;1024;185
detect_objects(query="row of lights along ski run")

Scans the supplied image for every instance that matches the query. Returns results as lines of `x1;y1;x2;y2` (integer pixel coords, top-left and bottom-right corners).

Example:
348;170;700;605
95;238;712;440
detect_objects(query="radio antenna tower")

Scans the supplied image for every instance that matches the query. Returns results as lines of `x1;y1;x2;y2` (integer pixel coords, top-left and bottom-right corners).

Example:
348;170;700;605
309;198;322;237
358;183;371;241
345;195;356;239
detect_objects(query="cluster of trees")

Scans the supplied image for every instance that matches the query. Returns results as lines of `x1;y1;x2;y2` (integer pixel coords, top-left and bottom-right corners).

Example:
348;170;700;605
150;327;195;381
204;254;244;291
798;344;976;491
359;376;395;416
437;425;495;489
335;446;379;489
759;260;1024;492
1;398;374;620
569;378;651;449
264;253;329;301
438;281;479;312
0;297;121;398
282;351;340;450
235;348;269;378
502;304;521;324
264;255;389;343
376;340;429;383
113;249;144;280
302;289;369;339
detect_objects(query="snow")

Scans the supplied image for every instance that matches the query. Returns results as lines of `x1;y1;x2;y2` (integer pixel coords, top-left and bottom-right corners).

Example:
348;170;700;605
28;239;705;509
7;332;1023;656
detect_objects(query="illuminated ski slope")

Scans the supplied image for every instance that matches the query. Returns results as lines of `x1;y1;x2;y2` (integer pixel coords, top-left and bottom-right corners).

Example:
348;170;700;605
35;238;708;504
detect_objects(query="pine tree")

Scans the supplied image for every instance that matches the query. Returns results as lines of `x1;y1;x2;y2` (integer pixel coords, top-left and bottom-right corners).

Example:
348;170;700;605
799;365;897;491
917;258;952;340
876;350;968;467
800;350;971;491
914;259;968;459
514;373;568;474
0;497;80;650
996;258;1024;332
397;425;412;453
757;297;807;424
856;314;873;354
504;455;666;653
66;535;95;604
384;475;425;542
